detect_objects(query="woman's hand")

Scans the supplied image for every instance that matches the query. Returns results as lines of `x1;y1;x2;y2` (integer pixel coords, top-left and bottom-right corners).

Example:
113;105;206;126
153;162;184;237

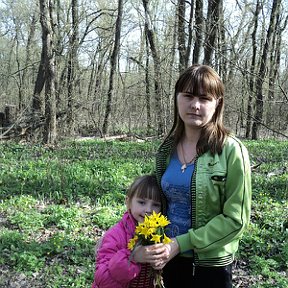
132;243;168;264
151;238;180;269
132;238;179;268
167;238;180;260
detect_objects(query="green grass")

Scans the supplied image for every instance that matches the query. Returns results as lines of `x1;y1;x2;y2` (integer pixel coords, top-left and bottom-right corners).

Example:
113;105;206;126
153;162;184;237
0;138;287;287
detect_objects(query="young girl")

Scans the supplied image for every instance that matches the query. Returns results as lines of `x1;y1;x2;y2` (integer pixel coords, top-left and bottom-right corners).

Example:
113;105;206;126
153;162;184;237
92;174;162;288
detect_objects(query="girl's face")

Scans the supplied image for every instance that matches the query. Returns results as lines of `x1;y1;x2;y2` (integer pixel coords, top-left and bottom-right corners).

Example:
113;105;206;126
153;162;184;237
126;196;161;223
177;90;218;129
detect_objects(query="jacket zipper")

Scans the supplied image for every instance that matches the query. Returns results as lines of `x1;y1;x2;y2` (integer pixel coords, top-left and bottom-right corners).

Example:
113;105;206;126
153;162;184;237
191;158;198;274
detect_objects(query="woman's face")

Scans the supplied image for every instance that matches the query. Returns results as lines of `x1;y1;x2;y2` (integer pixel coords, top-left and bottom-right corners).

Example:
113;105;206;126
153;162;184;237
177;90;218;129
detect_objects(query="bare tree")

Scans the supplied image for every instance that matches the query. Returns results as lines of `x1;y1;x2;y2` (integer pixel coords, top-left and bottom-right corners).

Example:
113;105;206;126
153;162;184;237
177;0;186;72
268;14;287;95
246;0;261;139
67;0;79;135
17;13;37;110
145;33;152;133
32;49;46;112
193;0;203;64
177;0;194;72
252;0;281;139
142;0;164;135
39;0;57;144
203;0;221;65
102;0;123;135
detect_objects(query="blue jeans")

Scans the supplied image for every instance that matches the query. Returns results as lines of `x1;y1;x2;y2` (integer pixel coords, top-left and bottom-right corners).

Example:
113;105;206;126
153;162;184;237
163;255;232;288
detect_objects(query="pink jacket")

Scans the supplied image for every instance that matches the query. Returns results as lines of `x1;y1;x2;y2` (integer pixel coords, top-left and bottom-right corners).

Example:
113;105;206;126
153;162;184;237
92;211;142;288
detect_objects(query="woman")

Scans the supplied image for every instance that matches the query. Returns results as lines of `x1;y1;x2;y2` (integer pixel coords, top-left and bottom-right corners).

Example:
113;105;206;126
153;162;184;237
153;64;252;287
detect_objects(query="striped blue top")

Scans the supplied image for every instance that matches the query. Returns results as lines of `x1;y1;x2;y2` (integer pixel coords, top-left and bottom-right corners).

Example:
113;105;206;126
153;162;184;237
161;152;194;238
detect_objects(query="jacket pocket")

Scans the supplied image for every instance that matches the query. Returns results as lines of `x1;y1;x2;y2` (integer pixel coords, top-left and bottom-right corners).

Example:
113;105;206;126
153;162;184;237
211;175;226;182
210;172;227;209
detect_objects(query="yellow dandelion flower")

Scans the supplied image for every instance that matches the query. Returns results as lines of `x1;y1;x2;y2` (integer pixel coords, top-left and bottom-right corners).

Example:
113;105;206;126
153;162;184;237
127;212;171;250
163;233;172;244
128;235;138;250
151;233;162;243
158;215;170;227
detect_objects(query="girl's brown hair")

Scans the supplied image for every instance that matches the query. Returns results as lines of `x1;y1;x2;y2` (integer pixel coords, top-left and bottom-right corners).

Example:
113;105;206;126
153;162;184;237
166;64;230;155
127;175;161;203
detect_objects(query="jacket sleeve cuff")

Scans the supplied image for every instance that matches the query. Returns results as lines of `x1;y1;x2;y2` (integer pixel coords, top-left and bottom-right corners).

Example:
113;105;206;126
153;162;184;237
176;234;194;253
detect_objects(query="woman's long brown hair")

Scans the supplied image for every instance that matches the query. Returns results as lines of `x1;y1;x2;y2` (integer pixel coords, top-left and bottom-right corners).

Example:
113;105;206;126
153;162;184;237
164;64;230;155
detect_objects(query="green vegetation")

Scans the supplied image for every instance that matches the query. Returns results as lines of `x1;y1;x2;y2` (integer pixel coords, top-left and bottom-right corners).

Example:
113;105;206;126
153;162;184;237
0;138;287;287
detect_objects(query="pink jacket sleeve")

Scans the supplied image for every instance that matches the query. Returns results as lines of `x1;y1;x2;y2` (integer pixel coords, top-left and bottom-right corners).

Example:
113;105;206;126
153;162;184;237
93;221;141;288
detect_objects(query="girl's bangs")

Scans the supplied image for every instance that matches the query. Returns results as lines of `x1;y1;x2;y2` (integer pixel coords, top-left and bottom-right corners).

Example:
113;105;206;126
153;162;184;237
136;186;161;202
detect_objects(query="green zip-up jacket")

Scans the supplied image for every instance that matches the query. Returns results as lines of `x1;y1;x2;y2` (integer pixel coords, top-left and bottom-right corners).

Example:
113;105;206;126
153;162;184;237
155;135;252;267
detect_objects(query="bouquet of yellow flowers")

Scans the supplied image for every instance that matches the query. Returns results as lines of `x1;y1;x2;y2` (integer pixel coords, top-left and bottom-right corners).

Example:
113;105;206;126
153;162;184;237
128;211;171;288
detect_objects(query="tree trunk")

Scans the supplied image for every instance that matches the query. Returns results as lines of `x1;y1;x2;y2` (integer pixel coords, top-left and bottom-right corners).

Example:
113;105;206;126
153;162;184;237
252;0;280;139
13;19;24;110
193;0;203;64
217;0;227;81
144;30;152;134
39;0;57;144
178;0;193;72
102;0;123;135
67;0;79;135
32;49;46;112
203;0;220;65
23;15;37;90
246;0;261;139
186;1;194;66
142;0;163;135
177;0;186;72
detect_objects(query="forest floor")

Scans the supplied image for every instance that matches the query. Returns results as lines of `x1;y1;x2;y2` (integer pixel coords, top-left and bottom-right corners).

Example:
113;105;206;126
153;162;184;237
233;260;261;288
0;259;260;288
1;137;287;288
